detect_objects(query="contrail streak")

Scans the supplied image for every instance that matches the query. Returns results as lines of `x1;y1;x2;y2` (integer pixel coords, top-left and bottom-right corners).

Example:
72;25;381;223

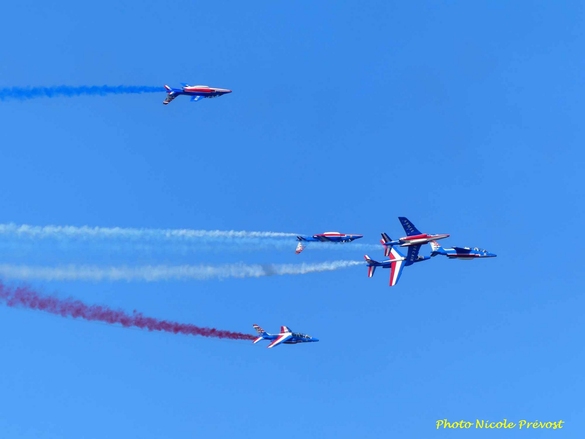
0;282;254;341
0;223;297;240
0;85;163;101
0;261;363;282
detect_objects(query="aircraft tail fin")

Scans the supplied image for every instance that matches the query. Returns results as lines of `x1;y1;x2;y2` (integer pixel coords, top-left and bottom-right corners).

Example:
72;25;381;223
429;240;442;256
252;324;268;344
163;85;178;105
253;324;268;336
380;233;393;257
364;255;377;277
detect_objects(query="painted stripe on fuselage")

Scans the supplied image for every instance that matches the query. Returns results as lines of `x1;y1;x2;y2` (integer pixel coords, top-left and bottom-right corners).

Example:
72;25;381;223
401;233;429;241
184;88;213;93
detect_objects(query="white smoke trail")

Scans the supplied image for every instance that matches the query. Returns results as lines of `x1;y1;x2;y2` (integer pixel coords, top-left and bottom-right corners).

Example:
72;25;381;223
0;261;363;282
0;223;297;240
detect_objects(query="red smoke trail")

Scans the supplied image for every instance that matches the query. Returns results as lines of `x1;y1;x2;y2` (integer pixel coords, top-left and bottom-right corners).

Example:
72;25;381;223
0;282;254;341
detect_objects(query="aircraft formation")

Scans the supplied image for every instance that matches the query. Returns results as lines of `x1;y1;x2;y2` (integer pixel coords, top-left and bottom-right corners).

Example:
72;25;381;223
364;216;496;288
1;81;497;350
258;215;495;348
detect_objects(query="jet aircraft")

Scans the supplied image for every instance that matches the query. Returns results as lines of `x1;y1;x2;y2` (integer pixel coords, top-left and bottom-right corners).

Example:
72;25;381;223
381;217;449;255
295;232;363;254
252;324;319;348
365;243;430;287
163;83;232;105
429;240;497;259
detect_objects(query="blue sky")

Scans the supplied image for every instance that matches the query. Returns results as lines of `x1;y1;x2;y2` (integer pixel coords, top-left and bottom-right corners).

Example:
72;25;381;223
0;1;584;437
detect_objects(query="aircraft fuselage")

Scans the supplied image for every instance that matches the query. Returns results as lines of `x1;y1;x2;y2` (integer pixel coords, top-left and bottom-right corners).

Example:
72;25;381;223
398;233;450;246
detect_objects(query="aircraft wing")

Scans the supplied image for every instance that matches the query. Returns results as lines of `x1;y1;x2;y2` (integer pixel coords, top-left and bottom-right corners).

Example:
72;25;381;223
190;96;204;102
405;244;421;264
315;236;331;242
389;259;405;286
388;246;406;286
267;332;292;348
398;217;422;236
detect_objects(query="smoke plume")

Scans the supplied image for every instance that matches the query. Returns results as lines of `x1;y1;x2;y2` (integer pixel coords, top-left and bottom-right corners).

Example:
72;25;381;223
0;85;164;101
0;282;254;341
0;260;363;282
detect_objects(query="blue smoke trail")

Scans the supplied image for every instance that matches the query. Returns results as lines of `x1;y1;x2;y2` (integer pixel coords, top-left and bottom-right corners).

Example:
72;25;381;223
0;85;164;101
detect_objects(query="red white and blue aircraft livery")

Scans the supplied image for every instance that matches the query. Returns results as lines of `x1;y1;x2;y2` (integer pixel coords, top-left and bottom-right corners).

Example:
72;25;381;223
163;83;232;105
252;324;319;349
381;216;449;252
429;241;497;259
365;243;431;287
295;231;363;254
